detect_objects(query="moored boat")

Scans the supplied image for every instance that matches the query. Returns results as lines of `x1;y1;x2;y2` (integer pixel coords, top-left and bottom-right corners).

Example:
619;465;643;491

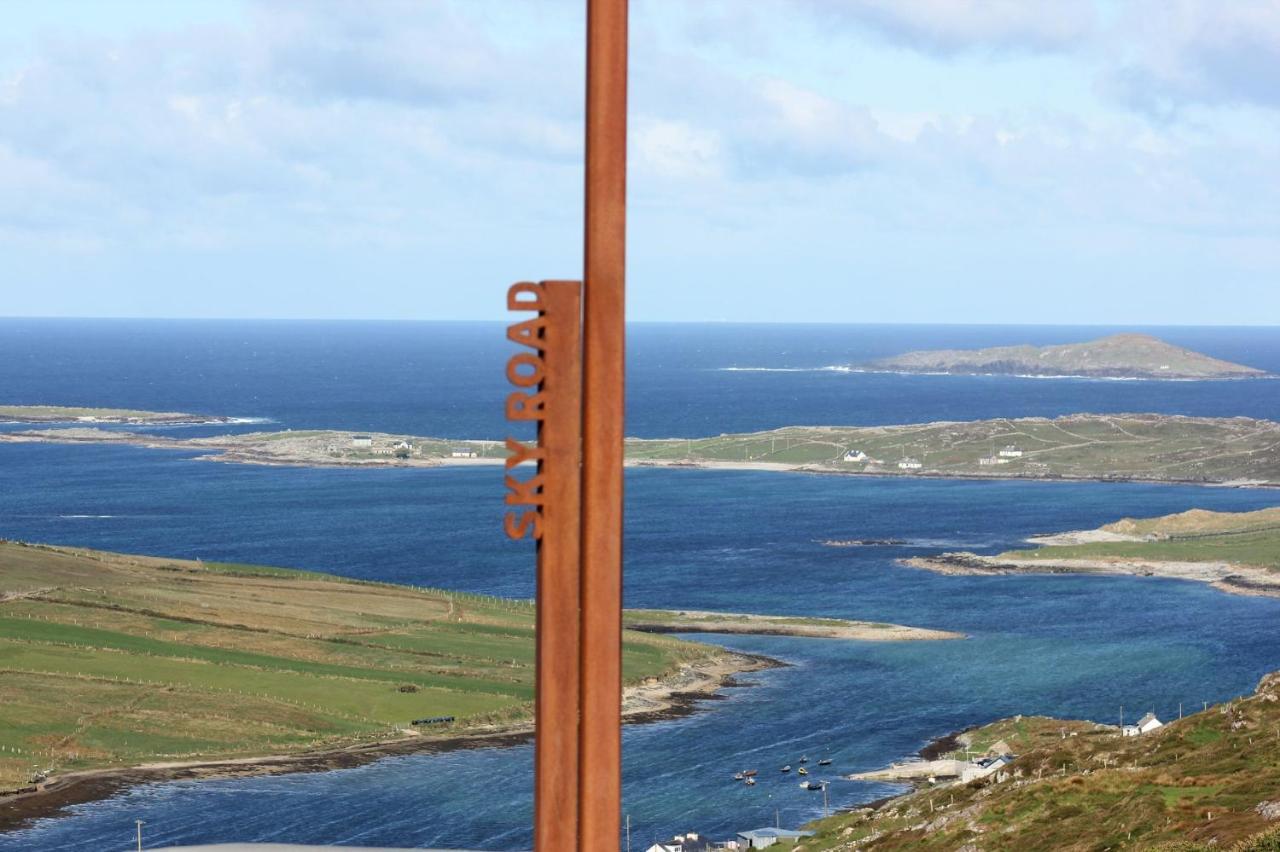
744;777;756;786
818;758;832;766
780;765;791;773
797;767;808;776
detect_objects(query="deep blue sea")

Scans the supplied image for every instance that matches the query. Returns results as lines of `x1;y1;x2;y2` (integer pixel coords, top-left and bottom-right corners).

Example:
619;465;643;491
1;320;1278;851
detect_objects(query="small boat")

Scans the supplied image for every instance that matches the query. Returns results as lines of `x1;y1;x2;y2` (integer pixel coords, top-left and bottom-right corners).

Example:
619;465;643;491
744;777;756;786
799;756;809;764
818;758;833;766
733;772;744;781
742;769;758;777
780;765;791;773
803;781;825;791
797;767;808;776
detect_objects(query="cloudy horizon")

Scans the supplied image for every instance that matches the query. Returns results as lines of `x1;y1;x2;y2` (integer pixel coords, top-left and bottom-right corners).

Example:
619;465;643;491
1;0;1277;324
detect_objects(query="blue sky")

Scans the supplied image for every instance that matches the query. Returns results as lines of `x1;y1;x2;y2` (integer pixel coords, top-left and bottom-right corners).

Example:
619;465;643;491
1;0;1277;324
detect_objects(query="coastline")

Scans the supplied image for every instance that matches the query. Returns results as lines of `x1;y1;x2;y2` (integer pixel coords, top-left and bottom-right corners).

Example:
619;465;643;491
4;423;1277;489
0;649;779;834
900;552;1280;599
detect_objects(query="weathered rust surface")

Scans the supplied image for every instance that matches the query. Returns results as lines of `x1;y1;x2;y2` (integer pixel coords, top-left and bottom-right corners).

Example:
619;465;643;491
505;280;584;852
580;0;628;849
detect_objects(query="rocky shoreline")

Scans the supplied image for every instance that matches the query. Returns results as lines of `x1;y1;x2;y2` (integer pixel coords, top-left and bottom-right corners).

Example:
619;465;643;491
0;650;777;834
900;552;1280;599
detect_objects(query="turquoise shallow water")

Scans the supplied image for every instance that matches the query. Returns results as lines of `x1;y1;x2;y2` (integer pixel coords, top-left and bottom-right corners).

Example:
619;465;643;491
0;320;1278;849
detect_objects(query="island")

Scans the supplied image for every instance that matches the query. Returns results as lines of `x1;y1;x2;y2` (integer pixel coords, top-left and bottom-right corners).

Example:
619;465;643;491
628;414;1280;487
901;506;1280;599
0;540;954;829
0;405;236;425
804;672;1280;851
858;333;1269;380
7;413;1280;487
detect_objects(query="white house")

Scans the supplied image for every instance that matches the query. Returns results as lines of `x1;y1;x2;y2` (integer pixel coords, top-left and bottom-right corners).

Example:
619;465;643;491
978;455;999;466
351;435;373;448
898;457;923;470
644;832;713;852
999;446;1024;458
450;447;479;459
843;449;868;462
1137;712;1164;734
395;440;413;451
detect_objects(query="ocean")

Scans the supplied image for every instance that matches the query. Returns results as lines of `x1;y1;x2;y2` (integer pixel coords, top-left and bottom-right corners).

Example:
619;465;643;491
1;320;1278;850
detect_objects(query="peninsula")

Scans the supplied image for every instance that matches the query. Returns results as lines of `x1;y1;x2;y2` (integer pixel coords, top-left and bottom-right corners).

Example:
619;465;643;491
7;413;1280;487
0;541;952;828
901;506;1280;599
860;333;1269;380
804;672;1280;851
0;405;236;425
628;414;1280;487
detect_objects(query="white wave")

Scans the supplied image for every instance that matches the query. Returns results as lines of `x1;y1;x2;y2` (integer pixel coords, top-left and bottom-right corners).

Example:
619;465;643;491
57;514;116;519
717;365;855;373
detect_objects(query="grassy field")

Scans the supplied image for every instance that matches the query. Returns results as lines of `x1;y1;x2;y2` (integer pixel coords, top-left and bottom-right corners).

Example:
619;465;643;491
1005;507;1280;571
0;541;716;792
625;414;1280;485
802;673;1280;850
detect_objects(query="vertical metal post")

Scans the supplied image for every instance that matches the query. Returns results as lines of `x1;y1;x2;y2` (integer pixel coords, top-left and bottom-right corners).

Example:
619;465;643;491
580;0;627;849
507;280;584;852
537;282;584;852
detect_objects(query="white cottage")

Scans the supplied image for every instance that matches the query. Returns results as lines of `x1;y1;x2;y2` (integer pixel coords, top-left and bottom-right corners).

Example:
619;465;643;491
999;446;1024;458
898;458;923;470
843;449;868;462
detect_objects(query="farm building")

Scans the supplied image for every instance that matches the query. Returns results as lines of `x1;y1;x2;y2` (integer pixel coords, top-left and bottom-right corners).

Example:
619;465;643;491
961;753;1016;782
999;446;1024;458
897;458;923;470
736;827;813;848
450;448;479;459
350;435;373;448
1122;712;1164;737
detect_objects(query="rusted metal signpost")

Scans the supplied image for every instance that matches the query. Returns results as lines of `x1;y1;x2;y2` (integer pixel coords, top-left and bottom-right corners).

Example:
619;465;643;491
504;1;627;849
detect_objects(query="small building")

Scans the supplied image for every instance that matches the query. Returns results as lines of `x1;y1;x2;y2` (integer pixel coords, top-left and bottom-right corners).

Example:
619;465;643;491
395;440;413;451
843;449;868;462
898;458;923;470
978;455;999;466
999;446;1024;458
1121;724;1141;737
450;447;479;459
351;435;373;448
1137;712;1164;734
961;753;1016;782
736;828;813;848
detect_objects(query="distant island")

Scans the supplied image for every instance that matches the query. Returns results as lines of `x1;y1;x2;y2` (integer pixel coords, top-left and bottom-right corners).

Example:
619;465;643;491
860;333;1269;380
7;412;1280;487
0;405;236;425
901;505;1280;599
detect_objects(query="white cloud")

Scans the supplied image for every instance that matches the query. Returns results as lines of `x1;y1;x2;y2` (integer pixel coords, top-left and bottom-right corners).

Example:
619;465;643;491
1103;0;1280;113
794;0;1096;55
635;119;725;180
